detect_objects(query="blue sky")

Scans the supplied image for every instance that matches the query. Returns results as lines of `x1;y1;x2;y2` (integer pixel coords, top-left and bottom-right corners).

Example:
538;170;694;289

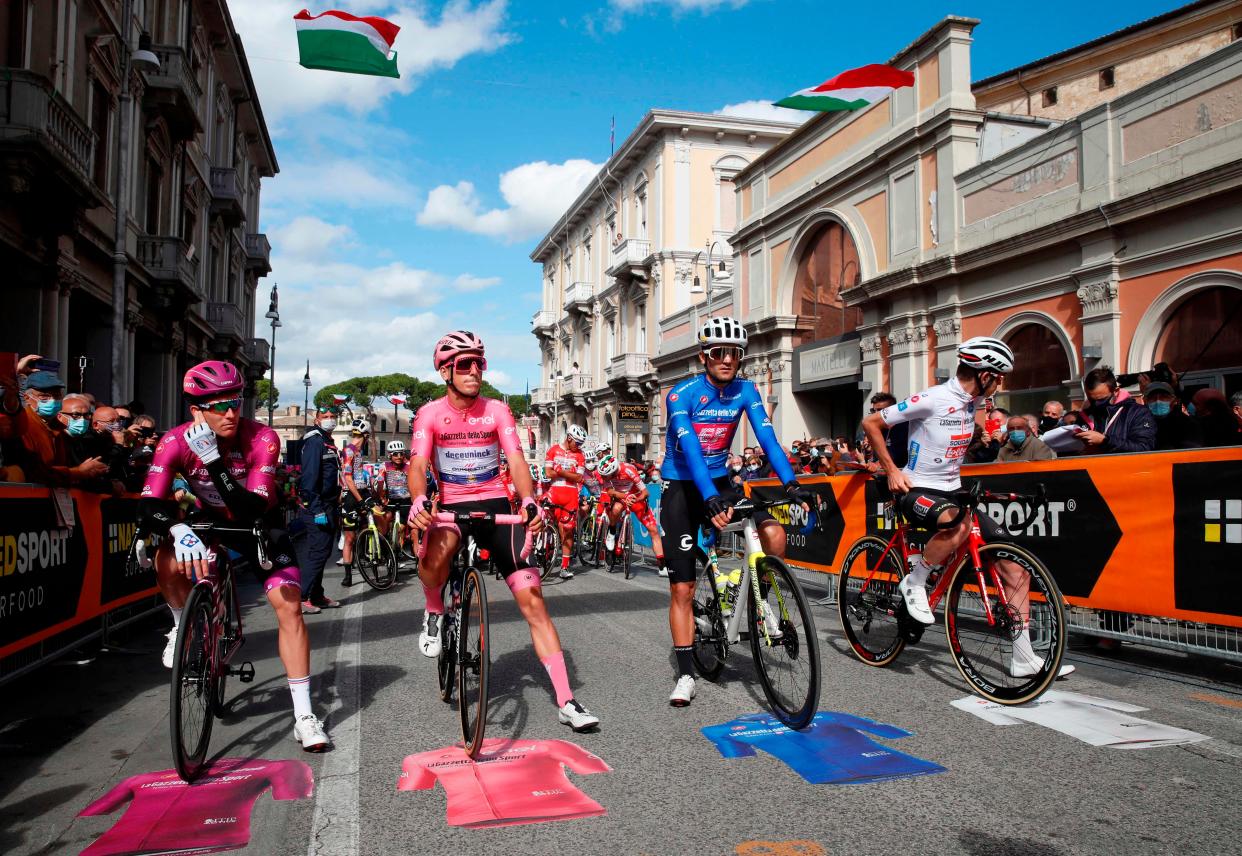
229;0;1192;404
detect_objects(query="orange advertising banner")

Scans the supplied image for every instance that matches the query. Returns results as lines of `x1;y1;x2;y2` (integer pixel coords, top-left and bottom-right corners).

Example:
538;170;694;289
0;486;155;662
746;446;1242;630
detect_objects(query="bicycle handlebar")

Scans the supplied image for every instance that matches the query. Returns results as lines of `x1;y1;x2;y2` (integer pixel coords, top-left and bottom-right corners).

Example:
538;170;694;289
430;511;534;561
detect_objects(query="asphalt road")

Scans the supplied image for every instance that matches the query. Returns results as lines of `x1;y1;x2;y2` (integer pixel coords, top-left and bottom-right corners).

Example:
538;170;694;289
4;551;1242;856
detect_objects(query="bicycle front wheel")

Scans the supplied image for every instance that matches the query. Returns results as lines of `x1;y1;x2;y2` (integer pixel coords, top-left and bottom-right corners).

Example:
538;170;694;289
356;530;396;590
747;557;821;729
211;573;241;717
837;536;907;667
692;569;728;680
539;527;561;581
945;542;1067;705
622;517;636;580
458;567;490;759
170;584;216;781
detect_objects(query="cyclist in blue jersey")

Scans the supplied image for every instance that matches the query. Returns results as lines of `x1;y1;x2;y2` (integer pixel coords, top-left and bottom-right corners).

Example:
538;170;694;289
659;316;817;707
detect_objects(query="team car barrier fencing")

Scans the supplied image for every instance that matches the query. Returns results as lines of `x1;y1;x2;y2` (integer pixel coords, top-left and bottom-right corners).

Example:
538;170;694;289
0;485;160;684
745;446;1242;663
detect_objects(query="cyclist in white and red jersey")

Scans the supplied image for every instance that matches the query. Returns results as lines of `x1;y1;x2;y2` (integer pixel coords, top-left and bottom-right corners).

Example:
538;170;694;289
545;426;587;580
408;331;600;731
597;454;666;576
139;361;329;751
862;336;1074;679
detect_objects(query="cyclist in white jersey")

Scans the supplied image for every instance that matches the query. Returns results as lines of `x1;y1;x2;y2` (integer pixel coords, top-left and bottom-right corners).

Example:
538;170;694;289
861;336;1074;678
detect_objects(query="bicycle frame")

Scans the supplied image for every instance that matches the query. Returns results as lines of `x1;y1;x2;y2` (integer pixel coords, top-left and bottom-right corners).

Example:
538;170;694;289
713;514;787;647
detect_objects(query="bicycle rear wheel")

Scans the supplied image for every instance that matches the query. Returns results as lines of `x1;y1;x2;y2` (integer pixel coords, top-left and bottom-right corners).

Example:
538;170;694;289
457;567;490;759
211;572;241;717
837;536;907;667
692;568;728;680
945;542;1066;705
747;557;821;729
437;577;458;703
538;527;561;581
170;584;216;781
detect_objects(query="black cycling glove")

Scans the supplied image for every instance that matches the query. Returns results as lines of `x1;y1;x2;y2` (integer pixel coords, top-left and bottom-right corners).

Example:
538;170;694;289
705;493;732;521
784;479;818;507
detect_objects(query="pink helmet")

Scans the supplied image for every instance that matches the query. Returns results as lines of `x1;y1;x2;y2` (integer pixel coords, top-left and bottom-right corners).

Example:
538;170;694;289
183;360;244;399
433;330;485;370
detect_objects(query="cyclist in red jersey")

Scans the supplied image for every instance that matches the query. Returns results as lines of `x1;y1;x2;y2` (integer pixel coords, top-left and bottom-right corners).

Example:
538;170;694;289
408;331;600;732
545;426;587;580
139;361;329;751
596;454;666;576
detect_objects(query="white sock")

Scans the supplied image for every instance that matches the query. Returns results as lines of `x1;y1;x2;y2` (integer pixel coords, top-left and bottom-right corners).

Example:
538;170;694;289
288;676;313;719
906;555;938;587
168;606;183;628
1013;628;1037;663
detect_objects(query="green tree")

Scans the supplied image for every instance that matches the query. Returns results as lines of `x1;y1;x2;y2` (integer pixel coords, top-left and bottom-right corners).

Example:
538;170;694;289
255;378;279;409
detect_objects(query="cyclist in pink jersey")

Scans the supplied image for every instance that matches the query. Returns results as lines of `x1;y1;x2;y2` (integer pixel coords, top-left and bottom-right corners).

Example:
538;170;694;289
139;361;329;751
596;454;666;575
408;331;600;732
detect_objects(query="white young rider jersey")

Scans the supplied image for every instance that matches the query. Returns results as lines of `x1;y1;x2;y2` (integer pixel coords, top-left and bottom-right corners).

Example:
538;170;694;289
878;377;979;491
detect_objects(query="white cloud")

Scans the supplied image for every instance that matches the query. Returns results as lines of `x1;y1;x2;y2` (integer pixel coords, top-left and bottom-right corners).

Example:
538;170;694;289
228;1;513;123
611;0;751;9
716;100;809;125
268;216;354;260
417;159;602;242
454;274;501;292
262;157;418;211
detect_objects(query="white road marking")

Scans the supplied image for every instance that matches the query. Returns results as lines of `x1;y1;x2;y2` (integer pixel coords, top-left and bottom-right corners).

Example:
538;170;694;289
308;599;362;856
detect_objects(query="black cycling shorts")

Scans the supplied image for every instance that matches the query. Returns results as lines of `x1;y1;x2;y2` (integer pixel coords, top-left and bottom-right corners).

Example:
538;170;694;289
896;488;1005;541
436;497;534;580
659;477;774;585
214;527;301;593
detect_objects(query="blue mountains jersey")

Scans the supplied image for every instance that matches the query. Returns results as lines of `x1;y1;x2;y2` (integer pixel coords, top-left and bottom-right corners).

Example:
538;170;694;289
702;712;945;784
660;374;795;499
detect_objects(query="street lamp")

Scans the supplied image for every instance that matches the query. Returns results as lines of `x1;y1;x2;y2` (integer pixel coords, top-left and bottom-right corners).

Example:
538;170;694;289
691;238;731;336
265;284;280;427
302;360;311;429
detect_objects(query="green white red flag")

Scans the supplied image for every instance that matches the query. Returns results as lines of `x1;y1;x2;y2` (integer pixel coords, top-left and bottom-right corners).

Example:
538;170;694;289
774;64;914;112
294;9;400;78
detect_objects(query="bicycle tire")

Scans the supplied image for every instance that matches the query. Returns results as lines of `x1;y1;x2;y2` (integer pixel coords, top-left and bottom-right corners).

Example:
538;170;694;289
437;599;457;704
457;566;490;759
356;529;396;590
837;536;907;667
622;516;636;580
691;568;728;680
170;584;216;781
578;512;600;568
945;542;1066;705
747;556;821;729
211;571;241;717
539;527;561;581
605;518;621;574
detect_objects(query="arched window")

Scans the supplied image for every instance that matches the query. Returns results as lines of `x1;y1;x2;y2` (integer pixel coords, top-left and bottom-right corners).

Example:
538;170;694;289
1003;324;1071;390
792;221;862;343
1156;286;1242;371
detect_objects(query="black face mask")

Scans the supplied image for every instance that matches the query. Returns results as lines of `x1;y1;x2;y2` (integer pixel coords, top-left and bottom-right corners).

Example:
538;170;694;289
1039;416;1060;434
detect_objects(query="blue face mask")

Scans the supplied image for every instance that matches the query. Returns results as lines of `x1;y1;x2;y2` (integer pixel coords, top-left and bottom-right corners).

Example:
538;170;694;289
1008;430;1027;447
1187;402;1197;416
66;417;89;436
35;398;62;418
1148;401;1172;417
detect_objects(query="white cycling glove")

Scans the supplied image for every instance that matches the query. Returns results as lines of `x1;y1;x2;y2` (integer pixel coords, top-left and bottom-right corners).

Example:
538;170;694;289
183;422;220;465
169;523;211;566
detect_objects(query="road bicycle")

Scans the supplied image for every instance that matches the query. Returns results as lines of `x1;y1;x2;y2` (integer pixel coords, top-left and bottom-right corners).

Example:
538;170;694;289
574;496;603;569
690;495;822;729
837;478;1066;705
602;502;636;579
354;502;398;591
386;503;419;569
139;522;262;781
431;508;528;759
530;501;563;581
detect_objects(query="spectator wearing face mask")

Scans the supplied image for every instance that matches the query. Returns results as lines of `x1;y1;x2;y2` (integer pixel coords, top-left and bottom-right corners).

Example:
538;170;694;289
1076;367;1155;453
0;360;109;486
1038;401;1065;436
997;415;1057;463
1191;388;1241;447
1144;382;1201;450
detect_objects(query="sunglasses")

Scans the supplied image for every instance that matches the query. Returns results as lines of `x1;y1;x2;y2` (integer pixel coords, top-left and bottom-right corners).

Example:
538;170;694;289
196;397;243;414
452;356;487;373
703;346;744;362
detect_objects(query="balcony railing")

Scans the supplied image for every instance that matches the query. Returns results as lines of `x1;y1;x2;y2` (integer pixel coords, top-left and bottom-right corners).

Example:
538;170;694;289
609;237;651;273
531;386;556;406
0;70;94;186
143;46;203;138
564;281;593;311
244;233;271;273
206;302;247;343
559;372;592;396
136;236;201;297
244;337;270;368
210;167;245;224
531;310;557;333
605;352;654;382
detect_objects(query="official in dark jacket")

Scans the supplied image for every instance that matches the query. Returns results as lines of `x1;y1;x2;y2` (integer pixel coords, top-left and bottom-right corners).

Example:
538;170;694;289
1077;367;1155;454
1145;382;1202;451
296;407;342;610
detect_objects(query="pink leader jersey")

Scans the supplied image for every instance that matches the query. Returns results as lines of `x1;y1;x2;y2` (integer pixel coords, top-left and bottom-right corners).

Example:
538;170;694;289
397;738;610;828
141;418;281;517
77;757;313;856
410;396;522;505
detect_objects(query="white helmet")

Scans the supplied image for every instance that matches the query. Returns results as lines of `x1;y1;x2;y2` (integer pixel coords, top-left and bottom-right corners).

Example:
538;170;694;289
597;454;620;477
957;336;1015;374
351;418;371;434
595;442;612;457
566;425;588;444
698;316;748;349
387;440;406;454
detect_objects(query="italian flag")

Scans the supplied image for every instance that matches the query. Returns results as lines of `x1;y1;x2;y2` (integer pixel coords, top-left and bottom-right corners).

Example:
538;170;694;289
774;64;914;112
294;9;400;78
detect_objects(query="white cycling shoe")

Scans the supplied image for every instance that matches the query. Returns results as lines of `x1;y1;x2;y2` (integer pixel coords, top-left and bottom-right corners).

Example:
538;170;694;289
605;532;616;551
1011;633;1077;679
161;628;177;669
898;575;935;625
558;699;600;732
292;714;331;752
419;611;443;658
669;674;696;707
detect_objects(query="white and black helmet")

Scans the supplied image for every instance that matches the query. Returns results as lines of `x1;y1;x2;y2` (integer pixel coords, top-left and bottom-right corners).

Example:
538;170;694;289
698;316;748;349
351;418;371;434
566;425;588;444
387;440;406;454
957;336;1015;374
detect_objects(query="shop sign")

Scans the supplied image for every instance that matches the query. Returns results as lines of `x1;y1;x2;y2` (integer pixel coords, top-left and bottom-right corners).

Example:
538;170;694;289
799;340;860;385
617;403;650;434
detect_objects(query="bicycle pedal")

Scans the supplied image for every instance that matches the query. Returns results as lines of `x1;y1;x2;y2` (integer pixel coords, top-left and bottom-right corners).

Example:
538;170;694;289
233;661;256;683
